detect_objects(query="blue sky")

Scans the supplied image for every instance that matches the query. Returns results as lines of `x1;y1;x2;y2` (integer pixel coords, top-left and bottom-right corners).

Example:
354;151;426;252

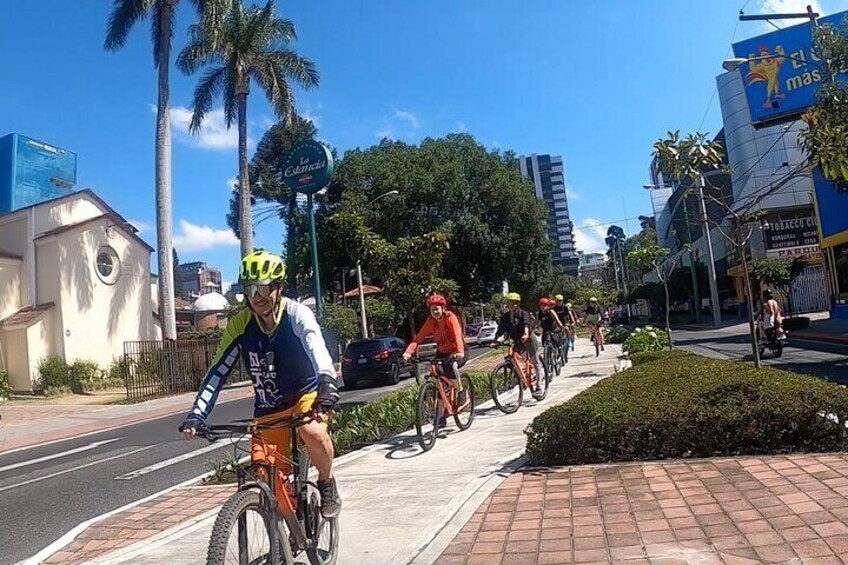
2;0;846;286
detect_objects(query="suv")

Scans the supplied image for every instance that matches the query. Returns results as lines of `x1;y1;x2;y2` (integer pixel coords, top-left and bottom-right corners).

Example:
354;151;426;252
341;336;415;389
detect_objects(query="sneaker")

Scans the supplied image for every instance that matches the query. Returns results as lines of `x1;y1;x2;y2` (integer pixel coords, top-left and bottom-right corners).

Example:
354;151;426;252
438;415;448;428
318;477;342;518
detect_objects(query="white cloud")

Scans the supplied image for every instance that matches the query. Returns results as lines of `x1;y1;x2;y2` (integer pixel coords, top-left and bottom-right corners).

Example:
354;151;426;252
566;188;580;201
456;121;468;133
393;109;420;129
173;219;239;252
758;0;822;30
226;177;239;190
302;108;322;128
165;106;249;150
128;219;152;234
376;126;395;140
572;217;609;254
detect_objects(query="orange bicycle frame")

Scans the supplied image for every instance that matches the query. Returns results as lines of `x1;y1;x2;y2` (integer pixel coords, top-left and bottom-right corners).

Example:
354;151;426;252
508;346;536;389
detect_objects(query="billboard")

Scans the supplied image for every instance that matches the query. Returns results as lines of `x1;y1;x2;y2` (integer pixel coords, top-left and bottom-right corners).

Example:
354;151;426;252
763;213;821;260
813;166;848;247
732;11;848;125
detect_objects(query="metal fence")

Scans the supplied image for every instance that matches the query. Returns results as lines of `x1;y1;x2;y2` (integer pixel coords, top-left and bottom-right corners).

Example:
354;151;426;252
122;337;246;403
778;264;830;315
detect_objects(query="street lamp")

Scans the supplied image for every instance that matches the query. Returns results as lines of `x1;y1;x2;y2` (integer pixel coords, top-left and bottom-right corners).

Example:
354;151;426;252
356;190;399;338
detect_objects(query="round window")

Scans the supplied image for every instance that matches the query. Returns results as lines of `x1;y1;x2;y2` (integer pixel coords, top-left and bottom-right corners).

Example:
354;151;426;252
95;246;121;285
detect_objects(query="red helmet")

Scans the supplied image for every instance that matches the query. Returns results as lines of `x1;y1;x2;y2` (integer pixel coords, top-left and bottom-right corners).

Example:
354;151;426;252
538;298;551;308
427;294;447;307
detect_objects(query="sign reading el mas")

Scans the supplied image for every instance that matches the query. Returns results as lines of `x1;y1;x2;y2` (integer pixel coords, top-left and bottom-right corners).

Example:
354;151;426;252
732;11;848;125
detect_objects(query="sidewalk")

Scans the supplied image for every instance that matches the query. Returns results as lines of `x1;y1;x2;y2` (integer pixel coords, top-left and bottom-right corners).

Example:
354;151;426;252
0;383;253;453
431;453;848;565
791;316;848;346
34;340;618;564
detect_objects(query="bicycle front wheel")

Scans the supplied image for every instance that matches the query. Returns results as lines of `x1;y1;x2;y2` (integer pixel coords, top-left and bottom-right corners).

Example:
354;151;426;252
415;380;440;451
489;364;522;414
453;374;476;431
206;489;292;565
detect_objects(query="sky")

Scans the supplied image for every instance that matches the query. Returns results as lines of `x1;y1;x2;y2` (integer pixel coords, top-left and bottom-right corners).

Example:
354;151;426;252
2;0;846;286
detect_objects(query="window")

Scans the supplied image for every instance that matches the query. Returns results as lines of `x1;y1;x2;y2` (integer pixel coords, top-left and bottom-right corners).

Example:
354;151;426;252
95;245;121;285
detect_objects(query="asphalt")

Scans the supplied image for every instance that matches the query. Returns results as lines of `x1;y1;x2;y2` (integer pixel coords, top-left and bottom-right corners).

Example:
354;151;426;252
1;349;486;565
673;323;848;384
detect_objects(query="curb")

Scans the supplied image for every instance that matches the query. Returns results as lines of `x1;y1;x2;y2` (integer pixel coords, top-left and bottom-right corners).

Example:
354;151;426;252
790;332;848;346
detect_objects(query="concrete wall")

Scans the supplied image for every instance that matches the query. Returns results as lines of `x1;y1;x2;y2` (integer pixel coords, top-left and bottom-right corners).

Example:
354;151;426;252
0;258;21;320
45;218;156;369
26;315;54;389
0;215;31;305
35;239;65;359
32;193;103;236
4;328;29;390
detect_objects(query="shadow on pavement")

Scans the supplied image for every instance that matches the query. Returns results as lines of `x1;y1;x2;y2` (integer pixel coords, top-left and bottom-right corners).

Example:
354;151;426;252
383;427;461;460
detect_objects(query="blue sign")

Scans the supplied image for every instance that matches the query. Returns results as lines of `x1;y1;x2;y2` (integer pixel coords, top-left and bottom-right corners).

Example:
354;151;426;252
282;141;334;195
813;166;848;244
732;11;848;125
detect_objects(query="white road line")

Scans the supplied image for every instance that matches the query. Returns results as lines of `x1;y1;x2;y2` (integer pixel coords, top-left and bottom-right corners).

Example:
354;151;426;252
114;440;245;481
0;445;157;494
0;438;122;474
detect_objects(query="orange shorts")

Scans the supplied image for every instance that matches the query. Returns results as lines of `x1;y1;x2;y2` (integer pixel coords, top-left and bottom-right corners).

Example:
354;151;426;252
250;391;324;476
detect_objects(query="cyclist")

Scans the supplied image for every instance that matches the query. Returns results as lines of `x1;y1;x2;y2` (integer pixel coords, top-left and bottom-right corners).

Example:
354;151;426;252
585;296;605;351
553;295;576;352
180;251;342;518
538;298;564;372
403;294;467;404
494;293;544;392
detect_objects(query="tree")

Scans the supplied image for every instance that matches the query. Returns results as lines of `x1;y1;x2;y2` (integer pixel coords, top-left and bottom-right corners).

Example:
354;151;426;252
652;131;725;183
177;0;319;257
227;116;318;293
105;0;209;339
799;19;848;191
363;297;400;336
320;135;553;306
627;245;684;349
751;256;809;316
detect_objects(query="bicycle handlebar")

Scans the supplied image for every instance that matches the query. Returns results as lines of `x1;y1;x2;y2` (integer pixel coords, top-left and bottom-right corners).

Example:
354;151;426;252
190;413;315;443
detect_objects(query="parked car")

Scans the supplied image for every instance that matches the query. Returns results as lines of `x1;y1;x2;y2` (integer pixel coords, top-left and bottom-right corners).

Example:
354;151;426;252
341;336;416;389
477;322;499;347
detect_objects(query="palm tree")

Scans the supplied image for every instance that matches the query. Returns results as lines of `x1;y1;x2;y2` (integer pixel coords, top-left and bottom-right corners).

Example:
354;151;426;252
177;0;319;256
104;0;209;340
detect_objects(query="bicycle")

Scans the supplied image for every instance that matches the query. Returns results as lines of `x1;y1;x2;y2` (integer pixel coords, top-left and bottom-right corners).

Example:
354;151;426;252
541;332;560;382
589;320;605;357
414;356;476;452
194;413;339;565
488;343;548;414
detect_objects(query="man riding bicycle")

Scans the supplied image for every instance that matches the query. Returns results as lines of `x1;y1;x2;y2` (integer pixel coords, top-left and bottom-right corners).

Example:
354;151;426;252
403;294;467;404
180;250;342;518
494;293;544;392
538;298;564;372
585;296;605;351
553;295;576;352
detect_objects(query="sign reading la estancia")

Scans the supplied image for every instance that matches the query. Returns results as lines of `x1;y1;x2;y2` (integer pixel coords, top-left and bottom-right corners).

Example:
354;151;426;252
282;140;334;195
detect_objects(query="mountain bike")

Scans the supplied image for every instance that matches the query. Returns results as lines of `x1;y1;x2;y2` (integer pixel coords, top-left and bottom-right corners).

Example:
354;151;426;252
195;414;338;565
488;343;548;414
542;332;560;382
414;357;476;452
589;320;605;357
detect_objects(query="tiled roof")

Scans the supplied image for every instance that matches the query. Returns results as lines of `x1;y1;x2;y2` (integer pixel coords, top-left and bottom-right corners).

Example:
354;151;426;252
0;303;54;328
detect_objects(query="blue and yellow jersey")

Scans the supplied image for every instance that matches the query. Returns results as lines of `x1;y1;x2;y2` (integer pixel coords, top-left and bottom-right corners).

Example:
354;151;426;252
186;298;336;421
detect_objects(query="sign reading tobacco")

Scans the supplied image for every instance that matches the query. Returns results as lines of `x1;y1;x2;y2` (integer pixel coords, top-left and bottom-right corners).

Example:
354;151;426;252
282;140;334;195
764;215;821;260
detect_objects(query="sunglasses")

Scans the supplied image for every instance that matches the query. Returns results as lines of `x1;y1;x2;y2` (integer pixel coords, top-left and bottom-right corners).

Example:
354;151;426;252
244;284;275;299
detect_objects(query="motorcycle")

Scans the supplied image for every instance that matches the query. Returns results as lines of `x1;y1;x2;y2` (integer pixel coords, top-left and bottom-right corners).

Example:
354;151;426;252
757;320;786;359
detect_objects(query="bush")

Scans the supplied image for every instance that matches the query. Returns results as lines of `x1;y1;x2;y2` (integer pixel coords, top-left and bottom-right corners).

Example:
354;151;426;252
622;326;670;353
37;356;117;393
525;351;848;466
605;325;631;344
38;355;72;393
0;370;11;400
783;316;810;331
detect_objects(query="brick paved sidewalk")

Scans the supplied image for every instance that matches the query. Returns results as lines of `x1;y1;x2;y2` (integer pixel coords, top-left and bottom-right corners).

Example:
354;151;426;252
41;484;234;565
435;453;848;565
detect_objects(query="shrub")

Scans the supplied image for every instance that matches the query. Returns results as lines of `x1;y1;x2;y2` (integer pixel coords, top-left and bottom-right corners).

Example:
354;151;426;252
0;370;11;400
622;326;670;353
525;351;848;466
38;355;72;393
605;325;631;345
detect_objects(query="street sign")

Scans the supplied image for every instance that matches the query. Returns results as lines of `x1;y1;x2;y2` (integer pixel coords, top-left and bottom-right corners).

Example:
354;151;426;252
282;140;334;195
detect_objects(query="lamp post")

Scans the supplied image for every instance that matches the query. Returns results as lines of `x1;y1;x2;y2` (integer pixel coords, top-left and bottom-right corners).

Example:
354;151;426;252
356;190;399;338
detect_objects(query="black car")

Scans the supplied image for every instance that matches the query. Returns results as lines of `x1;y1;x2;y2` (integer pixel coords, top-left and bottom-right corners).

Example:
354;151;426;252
341;336;416;389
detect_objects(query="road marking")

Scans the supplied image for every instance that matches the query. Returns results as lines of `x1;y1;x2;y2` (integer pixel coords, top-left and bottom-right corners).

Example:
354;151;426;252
114;440;246;480
0;445;157;494
0;438;122;474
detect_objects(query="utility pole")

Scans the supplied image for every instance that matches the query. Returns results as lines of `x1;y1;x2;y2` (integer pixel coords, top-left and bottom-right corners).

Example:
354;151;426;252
739;4;818;26
696;175;722;327
682;202;702;323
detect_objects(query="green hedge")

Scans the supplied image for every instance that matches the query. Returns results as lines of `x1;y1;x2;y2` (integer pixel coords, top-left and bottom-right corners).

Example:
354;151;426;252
526;351;848;466
37;356;124;395
0;370;11;400
330;371;492;456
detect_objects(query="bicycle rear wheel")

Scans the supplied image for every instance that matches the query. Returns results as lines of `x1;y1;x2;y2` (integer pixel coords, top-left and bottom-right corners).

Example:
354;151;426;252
415;380;440;451
532;361;549;401
489;364;522;414
206;489;292;565
453;374;476;431
305;487;339;565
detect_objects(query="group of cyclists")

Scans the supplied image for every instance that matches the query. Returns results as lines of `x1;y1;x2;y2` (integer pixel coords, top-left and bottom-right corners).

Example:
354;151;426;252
179;250;611;529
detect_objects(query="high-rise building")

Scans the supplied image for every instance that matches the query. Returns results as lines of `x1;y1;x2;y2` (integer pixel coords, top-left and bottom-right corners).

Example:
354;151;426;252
0;133;77;214
175;261;223;299
518;154;578;276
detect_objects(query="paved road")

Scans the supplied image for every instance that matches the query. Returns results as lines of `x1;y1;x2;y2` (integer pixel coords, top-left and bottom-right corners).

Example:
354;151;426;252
674;324;848;384
1;349;486;564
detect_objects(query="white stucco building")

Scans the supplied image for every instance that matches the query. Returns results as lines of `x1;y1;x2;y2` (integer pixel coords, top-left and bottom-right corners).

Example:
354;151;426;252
0;190;158;391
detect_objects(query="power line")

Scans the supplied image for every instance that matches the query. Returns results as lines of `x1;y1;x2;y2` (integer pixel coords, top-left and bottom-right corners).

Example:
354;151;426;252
570;214;654;233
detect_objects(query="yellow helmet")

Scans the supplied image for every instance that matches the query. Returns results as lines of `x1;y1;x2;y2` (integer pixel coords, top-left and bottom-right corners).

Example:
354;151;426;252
554;294;564;301
506;292;521;302
240;250;285;284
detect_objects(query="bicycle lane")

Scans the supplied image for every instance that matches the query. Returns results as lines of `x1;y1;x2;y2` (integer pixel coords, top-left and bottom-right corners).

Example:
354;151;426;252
35;341;620;565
